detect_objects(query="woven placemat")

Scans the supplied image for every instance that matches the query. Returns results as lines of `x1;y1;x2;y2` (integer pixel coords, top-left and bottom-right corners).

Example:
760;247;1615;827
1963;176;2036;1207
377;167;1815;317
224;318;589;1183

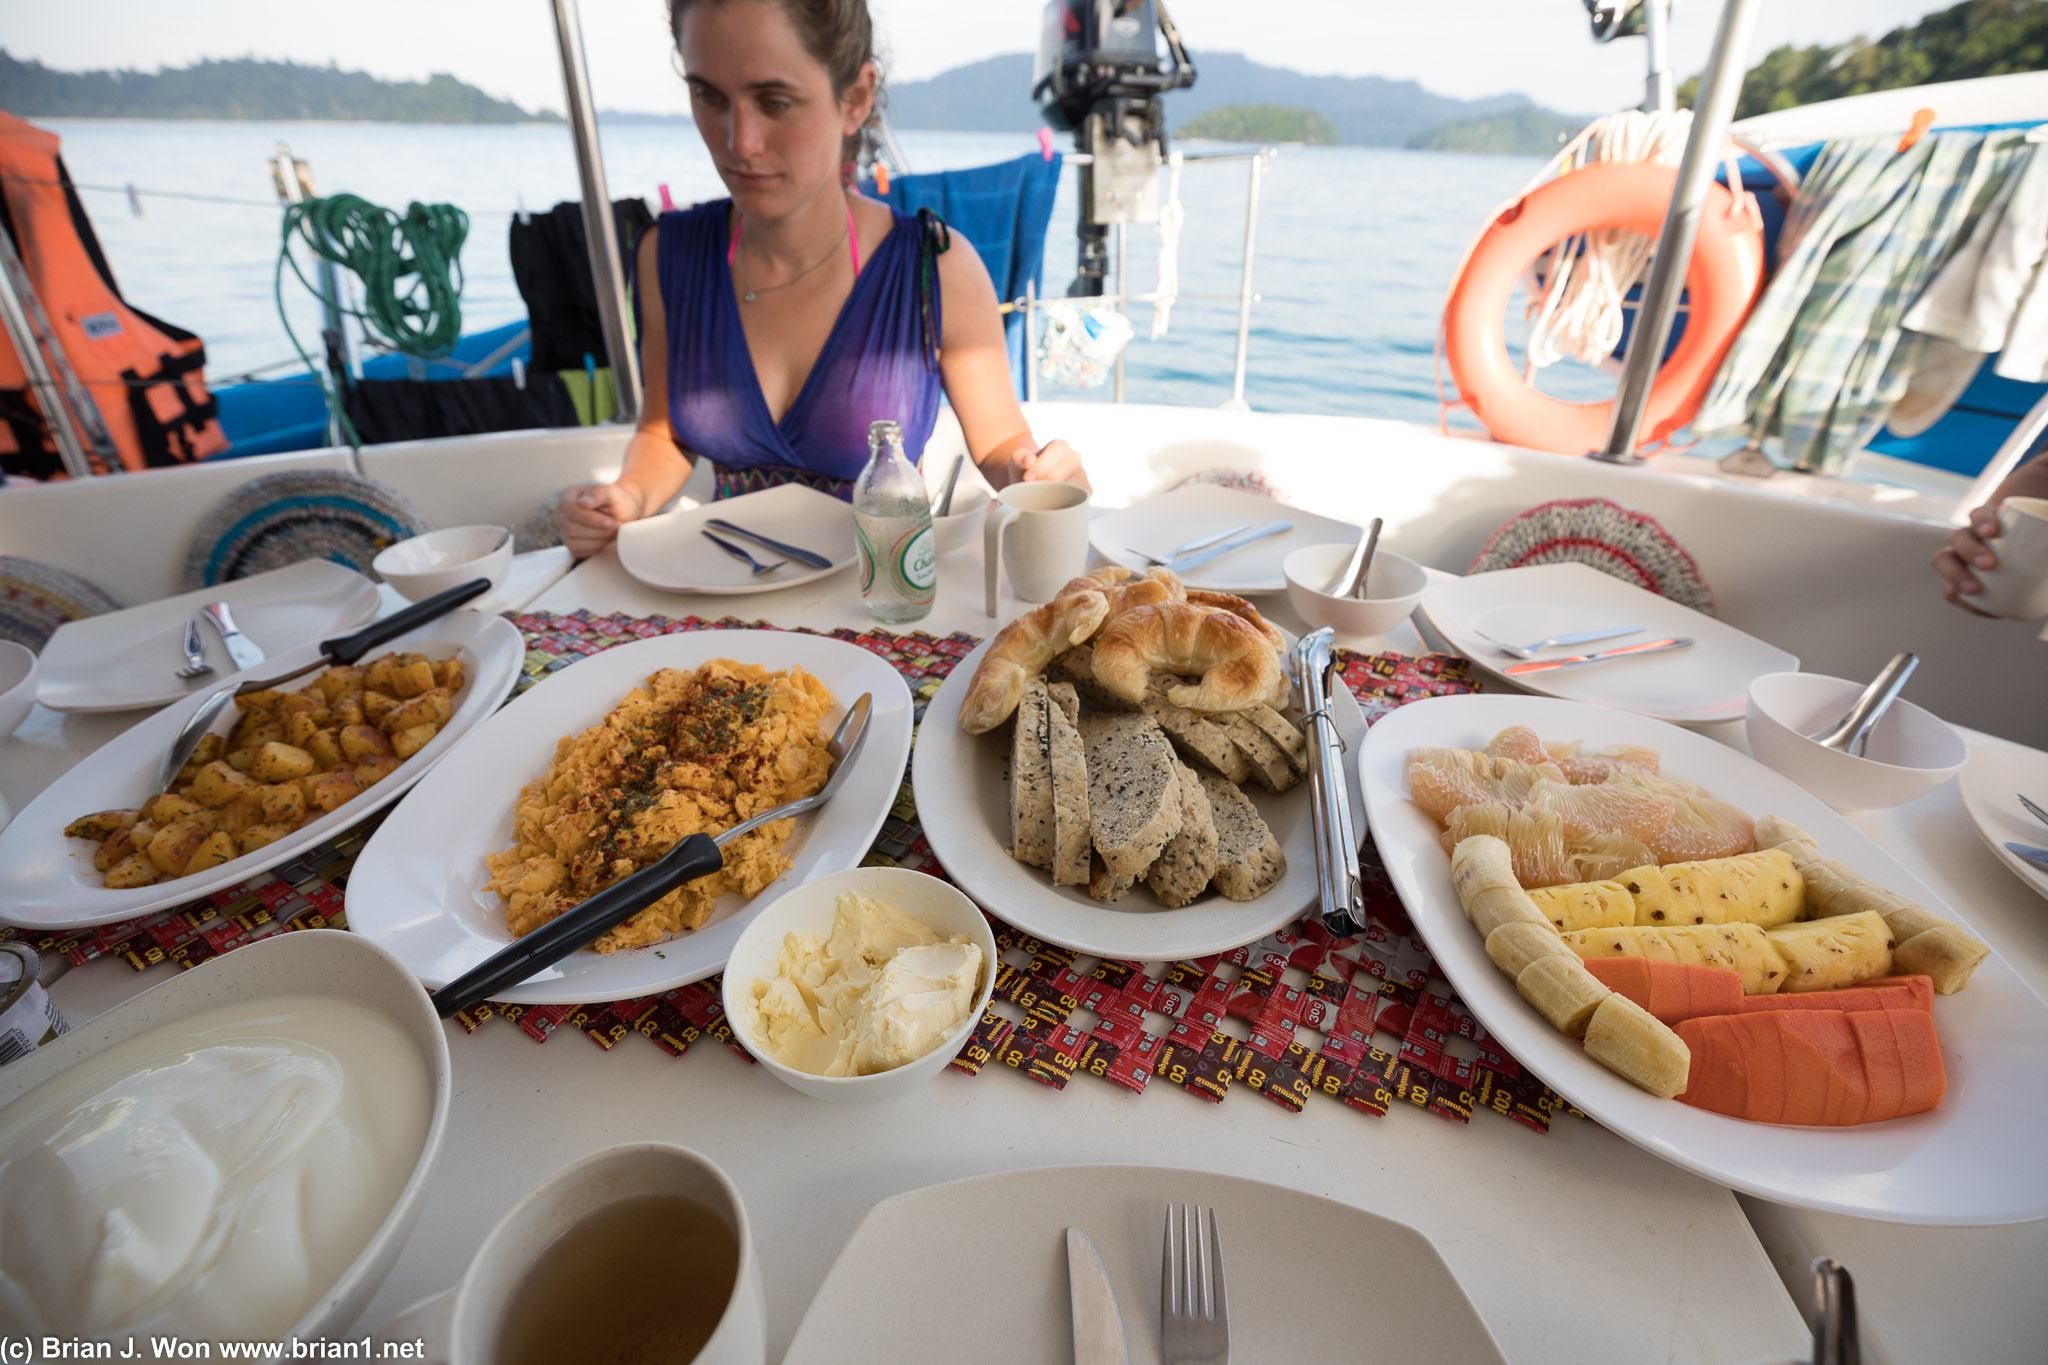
9;612;1569;1133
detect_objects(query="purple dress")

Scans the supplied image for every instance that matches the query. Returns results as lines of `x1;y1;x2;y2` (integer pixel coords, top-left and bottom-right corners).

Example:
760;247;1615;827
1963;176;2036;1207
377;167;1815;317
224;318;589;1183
642;199;944;500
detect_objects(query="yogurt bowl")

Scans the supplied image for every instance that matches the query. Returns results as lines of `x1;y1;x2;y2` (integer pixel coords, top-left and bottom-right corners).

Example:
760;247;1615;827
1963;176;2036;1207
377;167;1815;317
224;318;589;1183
372;524;513;602
722;866;996;1102
0;930;450;1349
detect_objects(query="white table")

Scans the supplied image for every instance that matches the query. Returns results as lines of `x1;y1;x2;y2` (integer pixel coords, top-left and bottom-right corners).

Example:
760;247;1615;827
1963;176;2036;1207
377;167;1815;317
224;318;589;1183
13;535;2045;1363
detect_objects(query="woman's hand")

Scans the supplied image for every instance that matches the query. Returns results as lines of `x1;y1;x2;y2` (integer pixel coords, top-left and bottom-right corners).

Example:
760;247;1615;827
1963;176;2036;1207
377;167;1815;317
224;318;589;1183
986;438;1091;492
556;483;647;558
1933;452;2048;612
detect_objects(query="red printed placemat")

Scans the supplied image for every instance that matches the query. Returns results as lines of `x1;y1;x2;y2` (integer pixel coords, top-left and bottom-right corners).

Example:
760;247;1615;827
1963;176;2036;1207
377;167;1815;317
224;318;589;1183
10;613;1568;1133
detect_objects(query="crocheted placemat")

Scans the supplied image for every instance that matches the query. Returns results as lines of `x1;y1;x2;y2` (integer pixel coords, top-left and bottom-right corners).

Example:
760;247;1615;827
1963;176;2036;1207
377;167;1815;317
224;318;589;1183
10;613;1569;1133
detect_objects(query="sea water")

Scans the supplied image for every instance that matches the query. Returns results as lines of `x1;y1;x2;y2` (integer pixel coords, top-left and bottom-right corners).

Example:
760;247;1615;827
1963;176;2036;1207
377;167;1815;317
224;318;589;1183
35;122;1613;417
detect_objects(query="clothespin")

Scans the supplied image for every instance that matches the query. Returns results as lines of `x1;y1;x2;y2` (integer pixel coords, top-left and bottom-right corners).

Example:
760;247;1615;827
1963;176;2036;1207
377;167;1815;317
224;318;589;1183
1897;108;1936;155
658;182;674;213
125;183;142;217
516;194;529;226
1038;128;1055;161
511;357;526;391
875;162;890;195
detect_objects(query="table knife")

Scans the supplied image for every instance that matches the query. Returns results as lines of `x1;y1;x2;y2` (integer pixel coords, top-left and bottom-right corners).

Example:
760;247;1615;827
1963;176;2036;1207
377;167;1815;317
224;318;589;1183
703;517;833;570
1066;1227;1128;1365
1502;636;1693;675
1165;520;1293;574
200;600;266;671
2006;842;2048;875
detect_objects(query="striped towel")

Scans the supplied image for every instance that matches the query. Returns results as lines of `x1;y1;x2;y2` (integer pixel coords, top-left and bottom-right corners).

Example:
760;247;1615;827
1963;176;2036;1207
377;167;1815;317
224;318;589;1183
1695;129;2029;474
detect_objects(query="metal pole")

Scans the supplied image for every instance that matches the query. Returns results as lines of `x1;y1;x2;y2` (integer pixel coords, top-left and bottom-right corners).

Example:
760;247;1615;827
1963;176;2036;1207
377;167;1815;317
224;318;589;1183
1024;279;1039;404
272;144;353;445
1229;151;1268;410
0;225;116;477
1954;388;2048;522
551;0;641;424
1596;0;1760;463
1642;0;1675;113
1113;222;1127;404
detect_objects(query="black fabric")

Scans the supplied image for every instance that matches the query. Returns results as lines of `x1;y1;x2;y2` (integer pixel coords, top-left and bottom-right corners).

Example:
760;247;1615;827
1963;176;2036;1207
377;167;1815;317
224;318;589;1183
121;348;218;467
340;373;580;446
508;198;655;373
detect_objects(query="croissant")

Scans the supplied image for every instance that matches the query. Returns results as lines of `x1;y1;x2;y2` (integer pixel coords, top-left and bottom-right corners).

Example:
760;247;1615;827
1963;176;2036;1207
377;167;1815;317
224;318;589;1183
1059;565;1185;624
1090;600;1288;714
1185;589;1285;649
958;590;1111;733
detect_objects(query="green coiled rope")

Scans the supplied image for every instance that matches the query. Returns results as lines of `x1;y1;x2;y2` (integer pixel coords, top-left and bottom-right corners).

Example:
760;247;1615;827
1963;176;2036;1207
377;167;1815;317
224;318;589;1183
274;193;470;448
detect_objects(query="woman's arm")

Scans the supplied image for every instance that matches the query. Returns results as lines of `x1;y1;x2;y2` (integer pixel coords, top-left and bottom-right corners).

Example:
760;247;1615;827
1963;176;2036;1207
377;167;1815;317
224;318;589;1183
556;229;698;556
933;232;1089;491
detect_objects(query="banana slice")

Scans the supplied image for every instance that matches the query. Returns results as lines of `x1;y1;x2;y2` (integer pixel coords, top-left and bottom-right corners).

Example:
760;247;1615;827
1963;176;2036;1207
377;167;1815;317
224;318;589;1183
1583;994;1692;1099
1515;954;1609;1038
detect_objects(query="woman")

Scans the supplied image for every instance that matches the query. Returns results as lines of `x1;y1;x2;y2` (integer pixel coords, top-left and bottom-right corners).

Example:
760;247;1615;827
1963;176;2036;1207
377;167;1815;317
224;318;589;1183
557;0;1088;557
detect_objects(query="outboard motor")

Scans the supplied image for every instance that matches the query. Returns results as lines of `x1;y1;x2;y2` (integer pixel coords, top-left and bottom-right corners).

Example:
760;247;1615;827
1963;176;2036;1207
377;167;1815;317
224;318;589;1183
1033;0;1196;296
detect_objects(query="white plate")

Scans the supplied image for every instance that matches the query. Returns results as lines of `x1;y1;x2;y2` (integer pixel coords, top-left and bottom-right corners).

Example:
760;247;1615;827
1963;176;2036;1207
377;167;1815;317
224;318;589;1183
1417;562;1799;723
38;560;381;713
914;634;1365;962
1359;693;2048;1226
617;483;858;595
1089;484;1363;595
784;1165;1504;1365
0;610;523;931
1956;741;2048;901
343;631;915;1004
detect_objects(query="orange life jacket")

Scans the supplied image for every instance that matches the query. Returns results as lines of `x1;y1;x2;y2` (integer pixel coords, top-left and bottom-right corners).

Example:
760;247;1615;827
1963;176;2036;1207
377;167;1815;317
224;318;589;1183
0;108;228;480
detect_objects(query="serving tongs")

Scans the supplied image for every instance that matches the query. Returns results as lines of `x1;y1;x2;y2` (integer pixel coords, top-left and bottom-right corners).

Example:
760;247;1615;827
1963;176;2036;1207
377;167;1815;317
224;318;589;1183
431;693;873;1018
1290;628;1366;936
156;578;491;794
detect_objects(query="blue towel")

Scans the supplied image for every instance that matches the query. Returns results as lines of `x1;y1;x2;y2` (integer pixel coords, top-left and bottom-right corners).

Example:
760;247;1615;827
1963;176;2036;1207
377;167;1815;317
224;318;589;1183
882;152;1063;395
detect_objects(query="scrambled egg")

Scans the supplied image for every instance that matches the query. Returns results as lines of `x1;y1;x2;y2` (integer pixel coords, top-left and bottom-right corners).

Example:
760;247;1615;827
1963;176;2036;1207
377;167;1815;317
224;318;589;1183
485;660;836;952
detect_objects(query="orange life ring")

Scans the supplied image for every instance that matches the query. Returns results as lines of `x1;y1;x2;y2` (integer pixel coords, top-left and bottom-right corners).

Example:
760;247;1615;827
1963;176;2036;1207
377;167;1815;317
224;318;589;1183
1442;160;1766;455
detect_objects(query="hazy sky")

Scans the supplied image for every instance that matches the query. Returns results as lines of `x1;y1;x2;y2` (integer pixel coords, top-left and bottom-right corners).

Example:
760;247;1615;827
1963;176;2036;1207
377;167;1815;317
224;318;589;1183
5;0;1951;116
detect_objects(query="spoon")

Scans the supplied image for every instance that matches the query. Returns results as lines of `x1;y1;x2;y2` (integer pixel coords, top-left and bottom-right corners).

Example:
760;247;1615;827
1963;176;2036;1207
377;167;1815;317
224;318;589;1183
1328;517;1382;598
937;454;966;516
1808;652;1918;758
432;694;874;1017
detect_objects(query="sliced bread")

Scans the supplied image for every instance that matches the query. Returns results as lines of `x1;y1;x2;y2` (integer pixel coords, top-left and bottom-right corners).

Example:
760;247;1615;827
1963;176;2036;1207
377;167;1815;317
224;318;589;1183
1051;645;1130;712
1009;677;1054;869
1214;712;1299;793
1045;686;1092;886
1137;678;1252;784
1089;851;1140;902
1200;770;1286;900
1046;679;1081;724
1146;758;1220;908
1240;703;1308;773
1078;711;1184;877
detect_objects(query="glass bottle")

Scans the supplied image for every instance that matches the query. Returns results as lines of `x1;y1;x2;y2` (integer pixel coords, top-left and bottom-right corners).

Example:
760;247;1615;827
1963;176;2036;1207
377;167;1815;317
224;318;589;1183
852;419;936;623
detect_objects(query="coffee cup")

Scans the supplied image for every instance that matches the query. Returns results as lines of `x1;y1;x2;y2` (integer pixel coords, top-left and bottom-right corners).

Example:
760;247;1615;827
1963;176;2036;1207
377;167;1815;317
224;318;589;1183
983;481;1091;615
1971;496;2048;622
374;1143;764;1365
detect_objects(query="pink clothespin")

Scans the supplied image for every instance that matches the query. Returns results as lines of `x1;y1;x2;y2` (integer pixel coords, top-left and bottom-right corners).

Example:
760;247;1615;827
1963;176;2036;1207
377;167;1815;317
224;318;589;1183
1038;128;1055;161
875;163;890;195
658;182;674;213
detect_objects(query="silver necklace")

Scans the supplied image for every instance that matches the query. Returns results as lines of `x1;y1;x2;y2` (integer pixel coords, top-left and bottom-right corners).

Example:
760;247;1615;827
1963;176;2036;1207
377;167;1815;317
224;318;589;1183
735;220;849;303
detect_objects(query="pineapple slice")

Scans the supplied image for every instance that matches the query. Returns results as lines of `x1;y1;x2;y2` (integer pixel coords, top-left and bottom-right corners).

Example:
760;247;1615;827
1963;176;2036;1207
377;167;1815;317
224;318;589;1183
1766;909;1895;993
1562;922;1790;995
1528;879;1635;933
1651;849;1804;928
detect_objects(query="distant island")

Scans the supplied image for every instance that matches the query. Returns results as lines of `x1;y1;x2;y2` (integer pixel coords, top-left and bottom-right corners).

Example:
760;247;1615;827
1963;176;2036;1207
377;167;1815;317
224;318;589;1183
1407;107;1583;155
0;51;559;123
1681;0;2048;117
1179;104;1338;145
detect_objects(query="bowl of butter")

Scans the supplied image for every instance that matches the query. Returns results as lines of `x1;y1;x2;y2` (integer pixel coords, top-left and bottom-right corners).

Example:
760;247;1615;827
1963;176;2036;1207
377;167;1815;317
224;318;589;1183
722;866;996;1102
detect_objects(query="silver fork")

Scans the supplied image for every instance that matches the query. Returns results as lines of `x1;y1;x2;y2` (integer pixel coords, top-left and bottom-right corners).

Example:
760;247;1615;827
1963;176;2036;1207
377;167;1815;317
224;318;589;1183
701;529;786;576
174;616;213;681
1162;1204;1228;1365
2020;793;2048;830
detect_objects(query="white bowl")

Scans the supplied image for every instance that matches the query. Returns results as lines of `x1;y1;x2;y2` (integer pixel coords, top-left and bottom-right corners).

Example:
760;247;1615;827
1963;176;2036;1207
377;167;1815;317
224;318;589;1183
0;929;450;1345
932;483;990;557
0;640;35;740
372;525;513;603
721;866;997;1103
1746;671;1968;811
1283;543;1428;639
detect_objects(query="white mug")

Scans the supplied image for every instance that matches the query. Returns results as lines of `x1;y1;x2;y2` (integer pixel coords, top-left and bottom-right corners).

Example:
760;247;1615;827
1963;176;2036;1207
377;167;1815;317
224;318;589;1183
1972;496;2048;622
983;481;1092;615
374;1143;765;1365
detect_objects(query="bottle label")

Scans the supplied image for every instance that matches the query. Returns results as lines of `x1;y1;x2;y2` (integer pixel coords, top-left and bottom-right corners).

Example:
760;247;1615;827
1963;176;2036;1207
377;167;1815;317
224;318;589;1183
856;522;879;596
892;524;937;602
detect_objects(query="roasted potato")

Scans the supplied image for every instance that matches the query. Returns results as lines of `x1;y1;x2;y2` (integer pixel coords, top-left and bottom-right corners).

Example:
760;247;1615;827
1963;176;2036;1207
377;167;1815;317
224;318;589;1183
146;821;209;875
65;808;140;841
189;760;255;808
390;722;439;760
147;793;206;824
254;782;307;826
249;741;317;783
354;754;401;785
284;712;322;747
432;657;465;692
386;691;452;732
360;690;397;724
306;769;362;813
92;824;141;872
330;694;365;727
237;824;290;854
181;830;239;875
307;729;345;770
103;853;160;888
339;724;392;761
388;656;435;699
